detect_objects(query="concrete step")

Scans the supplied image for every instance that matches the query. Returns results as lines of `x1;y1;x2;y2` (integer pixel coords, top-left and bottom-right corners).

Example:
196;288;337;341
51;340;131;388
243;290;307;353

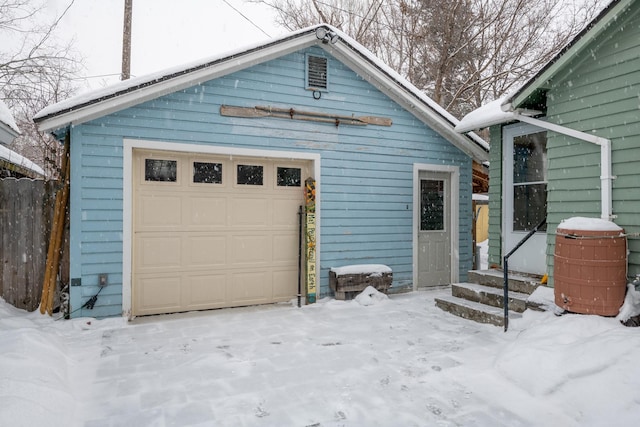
435;295;522;327
451;282;530;313
467;269;542;295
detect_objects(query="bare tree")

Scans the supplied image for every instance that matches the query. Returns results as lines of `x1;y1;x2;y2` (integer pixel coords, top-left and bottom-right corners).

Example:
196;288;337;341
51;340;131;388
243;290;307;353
253;0;606;117
0;0;80;178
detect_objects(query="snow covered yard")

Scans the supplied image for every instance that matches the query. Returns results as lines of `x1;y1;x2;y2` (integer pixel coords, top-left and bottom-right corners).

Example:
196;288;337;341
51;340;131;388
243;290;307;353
1;287;640;427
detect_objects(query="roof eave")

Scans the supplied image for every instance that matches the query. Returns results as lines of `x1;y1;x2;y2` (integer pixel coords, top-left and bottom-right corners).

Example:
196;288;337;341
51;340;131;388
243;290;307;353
36;31;319;133
35;24;488;162
323;42;488;162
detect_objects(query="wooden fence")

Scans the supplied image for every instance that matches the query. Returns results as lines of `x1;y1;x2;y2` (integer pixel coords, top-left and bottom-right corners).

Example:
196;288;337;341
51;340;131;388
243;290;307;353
0;178;64;311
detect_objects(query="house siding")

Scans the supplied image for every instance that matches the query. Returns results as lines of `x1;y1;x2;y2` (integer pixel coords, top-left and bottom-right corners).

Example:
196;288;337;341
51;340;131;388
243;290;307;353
487;124;503;268
68;46;473;317
544;3;640;285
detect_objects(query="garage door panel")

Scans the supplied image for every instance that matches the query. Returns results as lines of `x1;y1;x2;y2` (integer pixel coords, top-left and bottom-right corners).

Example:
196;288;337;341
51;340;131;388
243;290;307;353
188;235;227;266
137;235;182;270
231;235;270;264
273;198;302;227
231;271;271;303
273;269;298;299
231;198;269;226
138;195;182;227
189;197;227;227
185;273;227;308
136;275;182;314
272;233;298;262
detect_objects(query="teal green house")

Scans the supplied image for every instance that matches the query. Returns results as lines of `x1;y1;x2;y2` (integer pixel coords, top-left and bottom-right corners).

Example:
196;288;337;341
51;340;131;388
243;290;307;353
456;0;640;286
35;25;488;318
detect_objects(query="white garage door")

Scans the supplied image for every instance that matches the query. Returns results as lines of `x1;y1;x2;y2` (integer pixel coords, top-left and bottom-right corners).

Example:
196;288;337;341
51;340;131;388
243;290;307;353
132;149;310;316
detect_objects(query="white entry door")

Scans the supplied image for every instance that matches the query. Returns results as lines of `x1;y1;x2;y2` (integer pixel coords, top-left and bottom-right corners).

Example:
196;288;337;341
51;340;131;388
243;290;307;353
503;123;547;275
417;171;451;287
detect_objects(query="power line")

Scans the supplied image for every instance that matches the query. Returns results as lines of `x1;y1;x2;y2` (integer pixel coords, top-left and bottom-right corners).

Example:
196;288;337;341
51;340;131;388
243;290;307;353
221;0;272;38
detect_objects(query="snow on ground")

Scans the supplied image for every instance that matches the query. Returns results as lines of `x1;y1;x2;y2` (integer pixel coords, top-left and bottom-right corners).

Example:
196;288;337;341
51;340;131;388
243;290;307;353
478;239;489;270
2;286;640;427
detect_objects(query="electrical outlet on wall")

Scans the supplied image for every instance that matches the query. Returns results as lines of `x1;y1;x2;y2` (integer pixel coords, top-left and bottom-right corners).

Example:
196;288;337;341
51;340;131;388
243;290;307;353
98;274;108;287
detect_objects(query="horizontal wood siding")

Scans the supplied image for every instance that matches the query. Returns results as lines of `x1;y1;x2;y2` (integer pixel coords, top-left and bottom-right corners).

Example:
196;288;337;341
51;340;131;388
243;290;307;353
545;3;640;284
487;125;503;268
69;46;472;317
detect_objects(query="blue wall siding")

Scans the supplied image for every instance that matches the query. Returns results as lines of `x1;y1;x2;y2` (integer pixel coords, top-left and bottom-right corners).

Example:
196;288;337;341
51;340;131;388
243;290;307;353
69;46;472;317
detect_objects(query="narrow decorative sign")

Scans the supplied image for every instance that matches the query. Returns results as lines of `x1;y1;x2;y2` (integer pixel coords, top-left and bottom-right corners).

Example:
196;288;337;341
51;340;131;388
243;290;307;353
305;177;317;303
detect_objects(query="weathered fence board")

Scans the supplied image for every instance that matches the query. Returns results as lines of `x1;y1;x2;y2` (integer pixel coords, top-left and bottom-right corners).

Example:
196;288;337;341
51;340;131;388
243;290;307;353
0;178;59;311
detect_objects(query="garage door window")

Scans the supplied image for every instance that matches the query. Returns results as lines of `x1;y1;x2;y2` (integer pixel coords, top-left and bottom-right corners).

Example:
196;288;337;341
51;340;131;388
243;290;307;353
145;159;177;182
237;164;263;185
277;167;301;187
193;162;222;184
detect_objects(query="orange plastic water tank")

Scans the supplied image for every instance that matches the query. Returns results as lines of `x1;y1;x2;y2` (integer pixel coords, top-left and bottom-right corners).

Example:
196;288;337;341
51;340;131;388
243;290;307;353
554;222;627;316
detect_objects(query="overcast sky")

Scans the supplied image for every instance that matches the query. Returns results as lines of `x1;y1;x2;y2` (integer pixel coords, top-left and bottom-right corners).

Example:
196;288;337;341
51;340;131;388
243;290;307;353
48;0;285;91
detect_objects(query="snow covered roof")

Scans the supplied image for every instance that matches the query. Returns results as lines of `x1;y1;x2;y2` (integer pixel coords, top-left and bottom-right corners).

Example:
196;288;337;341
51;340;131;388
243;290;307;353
456;0;630;133
0;100;20;145
0;144;45;177
34;24;488;162
0;100;43;177
455;97;518;133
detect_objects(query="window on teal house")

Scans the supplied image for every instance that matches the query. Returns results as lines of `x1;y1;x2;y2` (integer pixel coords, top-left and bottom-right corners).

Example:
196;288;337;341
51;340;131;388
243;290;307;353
513;131;547;231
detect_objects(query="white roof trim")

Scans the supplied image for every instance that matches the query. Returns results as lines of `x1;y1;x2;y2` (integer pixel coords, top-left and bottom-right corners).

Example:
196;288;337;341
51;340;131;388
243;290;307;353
323;39;488;160
35;24;488;162
35;35;316;132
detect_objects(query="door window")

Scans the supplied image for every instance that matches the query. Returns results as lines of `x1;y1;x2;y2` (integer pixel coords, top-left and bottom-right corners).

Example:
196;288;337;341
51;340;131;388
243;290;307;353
420;179;445;231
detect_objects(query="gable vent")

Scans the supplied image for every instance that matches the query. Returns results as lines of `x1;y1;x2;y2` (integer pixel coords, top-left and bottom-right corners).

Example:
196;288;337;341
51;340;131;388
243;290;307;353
307;55;328;90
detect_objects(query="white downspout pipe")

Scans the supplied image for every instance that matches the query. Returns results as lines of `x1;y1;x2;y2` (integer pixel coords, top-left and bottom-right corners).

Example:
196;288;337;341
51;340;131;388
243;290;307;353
512;113;614;221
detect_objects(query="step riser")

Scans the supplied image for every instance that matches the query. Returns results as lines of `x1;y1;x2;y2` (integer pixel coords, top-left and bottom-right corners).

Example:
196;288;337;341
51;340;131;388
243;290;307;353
468;270;539;294
451;285;527;313
435;298;504;326
436;270;545;327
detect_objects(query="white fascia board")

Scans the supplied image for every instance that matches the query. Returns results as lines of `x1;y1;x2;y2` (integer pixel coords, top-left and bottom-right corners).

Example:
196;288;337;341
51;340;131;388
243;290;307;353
325;43;489;162
37;36;317;133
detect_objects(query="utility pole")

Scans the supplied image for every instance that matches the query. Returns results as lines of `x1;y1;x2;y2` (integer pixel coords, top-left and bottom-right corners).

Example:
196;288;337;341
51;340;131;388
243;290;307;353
121;0;132;80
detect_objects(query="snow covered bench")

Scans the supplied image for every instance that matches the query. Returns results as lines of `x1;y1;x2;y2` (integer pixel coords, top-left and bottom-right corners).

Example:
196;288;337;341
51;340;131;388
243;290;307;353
329;264;392;300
